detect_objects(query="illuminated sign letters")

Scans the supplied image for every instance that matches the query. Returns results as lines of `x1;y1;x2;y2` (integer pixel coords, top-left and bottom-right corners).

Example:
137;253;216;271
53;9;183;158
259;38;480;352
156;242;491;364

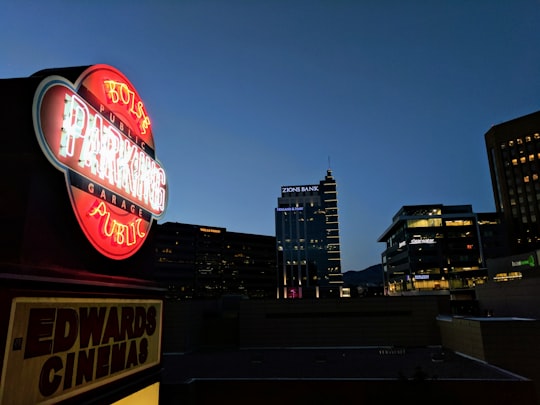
281;185;319;194
0;298;162;405
511;255;536;268
199;227;222;234
409;238;436;245
33;65;168;260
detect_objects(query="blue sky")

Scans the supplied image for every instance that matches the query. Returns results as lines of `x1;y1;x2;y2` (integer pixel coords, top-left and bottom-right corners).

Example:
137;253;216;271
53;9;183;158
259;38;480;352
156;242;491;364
3;1;540;270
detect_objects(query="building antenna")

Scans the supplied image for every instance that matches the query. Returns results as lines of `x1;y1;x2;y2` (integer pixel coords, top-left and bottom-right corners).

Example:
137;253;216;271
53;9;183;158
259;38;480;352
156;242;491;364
328;155;331;170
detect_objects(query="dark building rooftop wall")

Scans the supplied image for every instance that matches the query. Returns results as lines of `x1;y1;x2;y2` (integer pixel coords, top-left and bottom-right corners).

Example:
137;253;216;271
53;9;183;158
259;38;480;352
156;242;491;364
438;314;540;403
162;296;450;352
475;277;540;319
238;296;446;348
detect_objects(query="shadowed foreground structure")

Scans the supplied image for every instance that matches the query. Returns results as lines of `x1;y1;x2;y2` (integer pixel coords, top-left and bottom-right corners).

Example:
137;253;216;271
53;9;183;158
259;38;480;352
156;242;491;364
158;296;538;404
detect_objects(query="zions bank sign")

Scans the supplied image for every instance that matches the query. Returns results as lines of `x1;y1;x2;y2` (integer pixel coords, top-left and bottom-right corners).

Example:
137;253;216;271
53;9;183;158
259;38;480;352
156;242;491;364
32;64;168;260
281;185;319;194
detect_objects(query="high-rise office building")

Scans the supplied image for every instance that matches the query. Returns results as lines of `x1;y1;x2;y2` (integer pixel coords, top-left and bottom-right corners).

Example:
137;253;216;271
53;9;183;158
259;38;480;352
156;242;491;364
485;110;540;254
275;170;343;298
378;204;505;299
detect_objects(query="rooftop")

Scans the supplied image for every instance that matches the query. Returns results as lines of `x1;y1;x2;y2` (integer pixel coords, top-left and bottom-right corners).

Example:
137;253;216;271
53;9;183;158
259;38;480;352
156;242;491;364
161;346;526;383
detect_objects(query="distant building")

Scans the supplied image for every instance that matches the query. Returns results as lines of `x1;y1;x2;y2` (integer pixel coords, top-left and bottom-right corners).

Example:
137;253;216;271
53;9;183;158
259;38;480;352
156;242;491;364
275;169;343;299
378;204;506;298
154;222;276;299
485;110;540;254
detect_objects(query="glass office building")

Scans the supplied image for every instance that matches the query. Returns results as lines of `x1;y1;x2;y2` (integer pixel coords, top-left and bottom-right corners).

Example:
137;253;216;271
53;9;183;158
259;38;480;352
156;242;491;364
275;170;343;298
378;205;497;297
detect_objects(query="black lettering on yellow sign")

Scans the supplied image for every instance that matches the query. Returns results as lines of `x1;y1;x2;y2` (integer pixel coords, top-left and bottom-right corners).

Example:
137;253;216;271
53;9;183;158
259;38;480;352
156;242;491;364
22;306;157;398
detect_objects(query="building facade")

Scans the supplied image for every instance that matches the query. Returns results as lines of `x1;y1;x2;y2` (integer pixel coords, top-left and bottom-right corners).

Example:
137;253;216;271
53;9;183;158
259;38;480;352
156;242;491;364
154;222;277;299
275;170;343;298
378;205;506;297
485;110;540;254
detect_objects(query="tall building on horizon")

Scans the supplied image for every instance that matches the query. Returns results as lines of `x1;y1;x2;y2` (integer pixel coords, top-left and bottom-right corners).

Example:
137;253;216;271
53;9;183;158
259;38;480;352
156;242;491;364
275;169;343;299
485;110;540;254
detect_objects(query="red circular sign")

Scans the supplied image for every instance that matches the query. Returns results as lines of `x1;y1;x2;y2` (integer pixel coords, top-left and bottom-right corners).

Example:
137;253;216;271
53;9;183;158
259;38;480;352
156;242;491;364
33;65;168;260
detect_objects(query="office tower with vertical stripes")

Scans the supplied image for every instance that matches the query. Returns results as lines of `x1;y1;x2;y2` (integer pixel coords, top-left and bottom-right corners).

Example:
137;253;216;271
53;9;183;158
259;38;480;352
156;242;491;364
275;170;343;298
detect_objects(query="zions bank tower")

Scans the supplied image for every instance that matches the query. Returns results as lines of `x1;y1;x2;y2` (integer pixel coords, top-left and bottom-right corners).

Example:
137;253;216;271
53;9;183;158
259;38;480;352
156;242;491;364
275;170;343;298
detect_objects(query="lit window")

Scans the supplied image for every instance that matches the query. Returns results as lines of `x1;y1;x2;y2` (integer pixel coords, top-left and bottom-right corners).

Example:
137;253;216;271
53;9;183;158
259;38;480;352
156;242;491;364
520;157;527;164
445;219;473;226
526;136;532;142
512;159;518;166
530;154;535;161
525;176;530;183
407;218;442;228
534;174;539;181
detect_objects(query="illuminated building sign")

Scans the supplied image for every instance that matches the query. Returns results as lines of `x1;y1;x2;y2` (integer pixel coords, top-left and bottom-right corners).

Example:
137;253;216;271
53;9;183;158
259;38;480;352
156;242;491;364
511;255;535;268
199;227;221;234
32;65;168;260
287;287;300;299
281;185;319;194
0;297;162;404
276;207;304;212
409;238;436;245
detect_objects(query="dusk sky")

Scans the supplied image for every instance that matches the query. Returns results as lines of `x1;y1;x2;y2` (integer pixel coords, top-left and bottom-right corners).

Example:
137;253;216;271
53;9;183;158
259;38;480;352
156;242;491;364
3;1;540;270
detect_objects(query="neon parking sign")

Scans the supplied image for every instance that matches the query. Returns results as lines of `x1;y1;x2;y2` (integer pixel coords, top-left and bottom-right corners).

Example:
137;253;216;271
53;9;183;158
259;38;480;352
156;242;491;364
33;65;168;260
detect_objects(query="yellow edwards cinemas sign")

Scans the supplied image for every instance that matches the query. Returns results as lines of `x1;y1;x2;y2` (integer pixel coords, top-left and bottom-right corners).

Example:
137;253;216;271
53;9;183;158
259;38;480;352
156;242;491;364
0;298;162;405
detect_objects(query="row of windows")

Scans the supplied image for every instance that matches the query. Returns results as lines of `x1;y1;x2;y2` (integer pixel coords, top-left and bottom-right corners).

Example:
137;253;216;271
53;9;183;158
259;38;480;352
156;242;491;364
500;133;540;148
401;208;442;216
511;209;538;223
505;175;540;196
406;218;474;228
280;238;324;243
510;153;540;165
507;181;540;195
